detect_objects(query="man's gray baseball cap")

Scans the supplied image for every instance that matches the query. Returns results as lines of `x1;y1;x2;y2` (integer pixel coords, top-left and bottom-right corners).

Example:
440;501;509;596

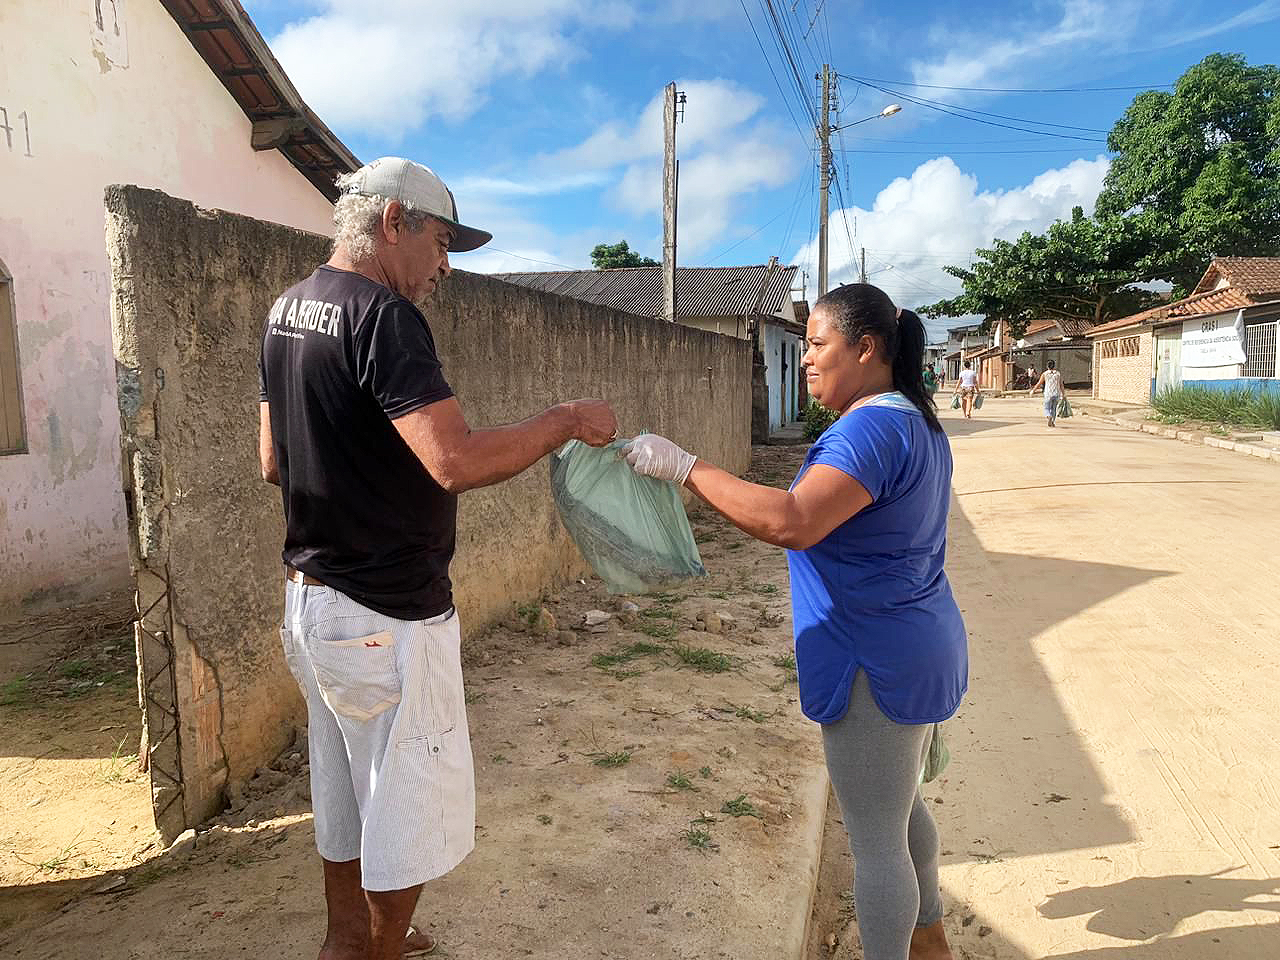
340;157;492;253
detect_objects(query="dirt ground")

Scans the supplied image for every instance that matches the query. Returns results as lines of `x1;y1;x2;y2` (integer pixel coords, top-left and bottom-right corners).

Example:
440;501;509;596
0;446;829;960
0;592;155;928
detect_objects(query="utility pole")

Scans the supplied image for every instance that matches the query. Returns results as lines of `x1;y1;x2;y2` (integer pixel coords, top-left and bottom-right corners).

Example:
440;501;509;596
816;64;832;297
860;246;867;284
662;83;686;324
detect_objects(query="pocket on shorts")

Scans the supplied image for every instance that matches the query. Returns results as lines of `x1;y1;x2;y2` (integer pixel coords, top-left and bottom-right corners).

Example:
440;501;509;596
307;630;402;722
279;624;305;690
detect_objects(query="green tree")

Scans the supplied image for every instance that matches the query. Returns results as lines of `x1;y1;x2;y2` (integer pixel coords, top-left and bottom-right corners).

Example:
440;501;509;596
1096;53;1280;294
590;240;659;269
922;209;1163;338
924;53;1280;330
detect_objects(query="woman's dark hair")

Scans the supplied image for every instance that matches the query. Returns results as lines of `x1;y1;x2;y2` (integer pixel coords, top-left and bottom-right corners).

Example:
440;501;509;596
963;360;972;369
1047;359;1056;369
815;283;942;432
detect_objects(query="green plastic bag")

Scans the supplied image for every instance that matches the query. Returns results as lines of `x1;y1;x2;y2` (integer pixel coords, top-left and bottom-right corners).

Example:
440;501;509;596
550;439;706;595
920;723;950;784
1057;396;1073;418
950;394;961;410
974;392;984;409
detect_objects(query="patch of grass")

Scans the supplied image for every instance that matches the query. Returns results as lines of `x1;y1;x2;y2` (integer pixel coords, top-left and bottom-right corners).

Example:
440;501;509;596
699;765;712;779
490;754;510;764
1152;385;1280;430
721;794;762;819
537;814;553;825
58;659;95;680
591;642;665;669
641;605;677;620
682;826;718;852
750;583;779;596
771;653;798;683
707;591;729;600
589;750;632;768
732;704;769;724
672;644;732;673
666;770;697;791
97;737;140;784
636;619;677;640
0;676;32;707
464;690;486;705
649;592;684;605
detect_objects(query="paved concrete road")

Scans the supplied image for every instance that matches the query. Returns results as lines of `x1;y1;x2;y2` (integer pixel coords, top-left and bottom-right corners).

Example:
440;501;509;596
935;397;1280;959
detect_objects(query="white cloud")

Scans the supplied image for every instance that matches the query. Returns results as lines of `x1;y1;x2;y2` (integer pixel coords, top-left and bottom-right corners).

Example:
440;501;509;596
910;0;1141;93
791;155;1112;339
267;0;635;137
535;80;800;256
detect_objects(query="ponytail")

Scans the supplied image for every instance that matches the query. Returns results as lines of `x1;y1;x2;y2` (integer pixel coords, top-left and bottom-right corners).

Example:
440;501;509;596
891;310;942;432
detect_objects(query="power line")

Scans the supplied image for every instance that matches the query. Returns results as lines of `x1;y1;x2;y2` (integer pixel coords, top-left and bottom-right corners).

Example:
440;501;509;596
838;74;1173;93
485;247;581;271
846;77;1111;140
835;147;1109;156
760;0;819;126
737;0;812;147
703;206;792;265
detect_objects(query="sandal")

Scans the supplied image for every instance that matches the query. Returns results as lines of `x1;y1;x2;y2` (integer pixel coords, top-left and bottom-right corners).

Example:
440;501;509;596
404;925;437;957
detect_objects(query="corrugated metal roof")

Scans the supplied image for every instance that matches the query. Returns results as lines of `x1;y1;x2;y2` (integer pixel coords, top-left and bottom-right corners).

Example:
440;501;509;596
494;264;799;320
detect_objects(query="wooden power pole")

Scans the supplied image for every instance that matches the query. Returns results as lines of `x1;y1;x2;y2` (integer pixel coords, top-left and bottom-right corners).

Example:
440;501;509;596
662;82;685;324
817;64;832;297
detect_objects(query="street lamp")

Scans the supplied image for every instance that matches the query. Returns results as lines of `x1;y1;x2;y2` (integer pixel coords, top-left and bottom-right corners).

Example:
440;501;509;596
819;104;902;294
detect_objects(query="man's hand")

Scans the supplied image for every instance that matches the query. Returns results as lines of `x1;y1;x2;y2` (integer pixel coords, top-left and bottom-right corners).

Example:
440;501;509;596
622;433;697;485
564;398;618;447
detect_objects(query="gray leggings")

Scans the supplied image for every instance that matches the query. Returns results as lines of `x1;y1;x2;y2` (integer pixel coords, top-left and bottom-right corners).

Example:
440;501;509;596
821;671;944;959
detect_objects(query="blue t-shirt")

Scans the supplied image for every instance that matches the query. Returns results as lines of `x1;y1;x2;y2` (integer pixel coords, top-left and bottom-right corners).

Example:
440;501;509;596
786;393;967;725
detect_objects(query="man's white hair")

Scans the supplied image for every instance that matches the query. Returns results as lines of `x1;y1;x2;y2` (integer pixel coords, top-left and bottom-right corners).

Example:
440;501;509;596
332;171;435;262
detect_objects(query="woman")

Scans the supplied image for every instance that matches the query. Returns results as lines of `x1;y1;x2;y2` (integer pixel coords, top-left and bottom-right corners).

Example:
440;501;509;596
952;360;979;419
623;284;967;960
922;363;938;395
1029;360;1064;428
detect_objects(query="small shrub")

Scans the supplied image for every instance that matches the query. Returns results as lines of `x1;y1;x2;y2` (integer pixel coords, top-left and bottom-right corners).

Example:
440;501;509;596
802;399;841;440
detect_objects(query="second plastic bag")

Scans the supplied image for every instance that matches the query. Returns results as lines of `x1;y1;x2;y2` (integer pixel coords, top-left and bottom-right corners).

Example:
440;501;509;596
550;438;707;595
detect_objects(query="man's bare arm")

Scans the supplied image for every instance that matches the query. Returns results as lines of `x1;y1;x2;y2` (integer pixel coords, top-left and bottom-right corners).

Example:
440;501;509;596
393;396;616;494
259;402;280;485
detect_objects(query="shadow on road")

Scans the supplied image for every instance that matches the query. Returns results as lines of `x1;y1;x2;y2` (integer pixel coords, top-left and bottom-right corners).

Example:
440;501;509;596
1037;869;1280;940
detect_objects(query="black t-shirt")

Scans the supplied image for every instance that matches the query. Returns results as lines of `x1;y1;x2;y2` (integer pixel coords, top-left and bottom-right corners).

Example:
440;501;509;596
259;265;457;620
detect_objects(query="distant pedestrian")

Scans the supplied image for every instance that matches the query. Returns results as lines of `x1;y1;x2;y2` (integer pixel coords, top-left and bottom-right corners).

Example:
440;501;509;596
953;360;979;418
1029;360;1065;428
923;363;938;394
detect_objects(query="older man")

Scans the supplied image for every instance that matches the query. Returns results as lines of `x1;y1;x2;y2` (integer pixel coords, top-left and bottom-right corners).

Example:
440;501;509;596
259;157;616;959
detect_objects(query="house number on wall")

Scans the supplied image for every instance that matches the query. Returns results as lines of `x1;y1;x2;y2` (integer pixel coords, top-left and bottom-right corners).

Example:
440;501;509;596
0;107;34;157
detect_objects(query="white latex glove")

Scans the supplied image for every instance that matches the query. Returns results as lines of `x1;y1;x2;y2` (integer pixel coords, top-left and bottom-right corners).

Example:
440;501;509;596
621;433;697;486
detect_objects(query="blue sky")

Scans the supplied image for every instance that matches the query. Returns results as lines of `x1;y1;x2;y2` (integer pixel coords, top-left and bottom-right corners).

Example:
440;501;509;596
242;0;1280;338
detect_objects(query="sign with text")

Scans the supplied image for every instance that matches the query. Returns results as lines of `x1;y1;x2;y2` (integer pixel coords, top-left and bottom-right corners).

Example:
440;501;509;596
1182;310;1247;368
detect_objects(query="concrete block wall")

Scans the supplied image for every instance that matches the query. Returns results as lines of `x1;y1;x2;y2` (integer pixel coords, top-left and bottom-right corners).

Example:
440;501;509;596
106;186;751;839
1093;331;1154;404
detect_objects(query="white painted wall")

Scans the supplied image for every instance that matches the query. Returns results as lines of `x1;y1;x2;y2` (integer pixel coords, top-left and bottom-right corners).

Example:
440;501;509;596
0;0;339;611
763;322;803;431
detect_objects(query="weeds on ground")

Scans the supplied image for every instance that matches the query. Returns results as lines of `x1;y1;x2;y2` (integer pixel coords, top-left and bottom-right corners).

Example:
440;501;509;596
490;754;510;764
666;770;697;791
772;653;798;682
589;750;632;768
636;620;677;640
465;690;486;705
672;645;732;673
749;583;779;596
591;642;665;669
537;814;553;825
0;676;32;707
682;825;719;852
699;765;713;779
730;704;769;723
721;794;762;819
16;832;91;875
97;737;140;784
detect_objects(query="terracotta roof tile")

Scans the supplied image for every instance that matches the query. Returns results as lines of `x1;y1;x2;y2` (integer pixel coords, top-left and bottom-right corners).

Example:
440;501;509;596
1086;287;1253;337
1193;257;1280;297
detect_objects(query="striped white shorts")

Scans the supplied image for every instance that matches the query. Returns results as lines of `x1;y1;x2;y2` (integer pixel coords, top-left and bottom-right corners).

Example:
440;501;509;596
281;580;475;891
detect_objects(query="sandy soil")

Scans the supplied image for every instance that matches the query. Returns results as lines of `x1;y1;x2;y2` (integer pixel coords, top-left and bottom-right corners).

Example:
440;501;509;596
0;447;830;960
